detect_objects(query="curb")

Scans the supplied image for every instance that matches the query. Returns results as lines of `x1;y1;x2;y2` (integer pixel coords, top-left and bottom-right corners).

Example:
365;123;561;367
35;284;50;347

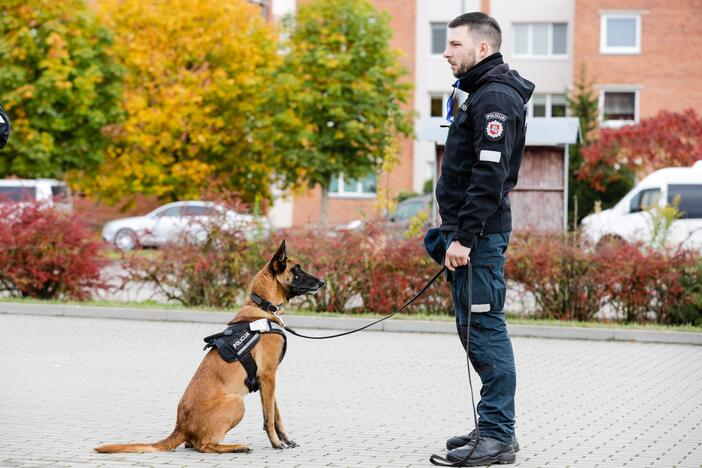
1;302;700;346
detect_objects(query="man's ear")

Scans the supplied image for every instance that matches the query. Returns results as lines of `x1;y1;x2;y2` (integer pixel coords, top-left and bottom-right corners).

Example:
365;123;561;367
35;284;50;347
268;240;287;275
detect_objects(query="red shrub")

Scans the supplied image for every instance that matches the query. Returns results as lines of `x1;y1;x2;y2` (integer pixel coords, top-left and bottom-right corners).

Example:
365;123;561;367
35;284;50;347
505;231;605;321
593;242;696;323
269;223;451;314
0;202;109;299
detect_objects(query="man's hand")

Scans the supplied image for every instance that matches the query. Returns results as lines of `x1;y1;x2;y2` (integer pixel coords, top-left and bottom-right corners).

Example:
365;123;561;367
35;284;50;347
445;240;471;271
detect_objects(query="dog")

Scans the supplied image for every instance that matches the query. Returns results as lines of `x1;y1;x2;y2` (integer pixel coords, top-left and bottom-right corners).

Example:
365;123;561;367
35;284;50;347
95;240;324;454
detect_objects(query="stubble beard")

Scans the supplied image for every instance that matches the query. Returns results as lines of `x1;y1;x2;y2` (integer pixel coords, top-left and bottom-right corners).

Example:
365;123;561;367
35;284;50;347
452;51;478;78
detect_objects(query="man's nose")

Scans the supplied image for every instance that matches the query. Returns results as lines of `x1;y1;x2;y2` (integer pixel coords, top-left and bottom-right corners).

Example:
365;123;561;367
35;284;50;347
442;47;451;59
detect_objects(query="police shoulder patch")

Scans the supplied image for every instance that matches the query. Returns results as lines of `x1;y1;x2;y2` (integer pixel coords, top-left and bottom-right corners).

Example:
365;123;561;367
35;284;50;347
484;111;508;141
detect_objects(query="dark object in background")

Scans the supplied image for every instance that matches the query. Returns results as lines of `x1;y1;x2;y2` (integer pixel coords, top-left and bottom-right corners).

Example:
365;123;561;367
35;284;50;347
0;104;10;149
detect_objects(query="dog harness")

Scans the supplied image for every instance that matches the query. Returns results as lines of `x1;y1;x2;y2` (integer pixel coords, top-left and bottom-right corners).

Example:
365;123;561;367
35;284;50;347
203;319;287;393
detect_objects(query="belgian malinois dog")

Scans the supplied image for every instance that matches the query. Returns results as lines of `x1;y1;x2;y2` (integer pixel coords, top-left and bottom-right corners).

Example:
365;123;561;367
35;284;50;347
95;241;324;454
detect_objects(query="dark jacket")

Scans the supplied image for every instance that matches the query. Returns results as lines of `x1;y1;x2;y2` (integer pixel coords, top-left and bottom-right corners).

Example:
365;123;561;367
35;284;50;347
436;53;534;248
0;104;10;149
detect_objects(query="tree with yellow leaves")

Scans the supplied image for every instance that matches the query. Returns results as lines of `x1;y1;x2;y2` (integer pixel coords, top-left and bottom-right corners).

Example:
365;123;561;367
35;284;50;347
80;0;279;204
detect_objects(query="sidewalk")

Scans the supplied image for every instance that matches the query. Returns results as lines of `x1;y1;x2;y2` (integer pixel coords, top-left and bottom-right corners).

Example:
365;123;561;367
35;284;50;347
1;301;700;345
1;313;701;467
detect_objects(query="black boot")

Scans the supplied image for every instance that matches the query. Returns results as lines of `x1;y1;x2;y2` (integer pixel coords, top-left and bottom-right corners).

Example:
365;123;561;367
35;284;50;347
446;436;516;466
446;430;520;452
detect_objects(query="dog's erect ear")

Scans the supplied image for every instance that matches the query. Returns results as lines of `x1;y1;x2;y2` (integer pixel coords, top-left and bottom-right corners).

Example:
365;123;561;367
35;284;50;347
268;240;287;275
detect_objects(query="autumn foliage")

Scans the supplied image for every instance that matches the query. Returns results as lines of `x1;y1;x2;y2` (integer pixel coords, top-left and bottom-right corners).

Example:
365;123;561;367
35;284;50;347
505;231;700;324
79;0;280;204
579;109;702;192
0;202;109;299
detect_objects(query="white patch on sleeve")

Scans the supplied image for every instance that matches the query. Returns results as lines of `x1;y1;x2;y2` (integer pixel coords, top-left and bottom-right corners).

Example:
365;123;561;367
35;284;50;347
472;304;491;313
479;149;501;163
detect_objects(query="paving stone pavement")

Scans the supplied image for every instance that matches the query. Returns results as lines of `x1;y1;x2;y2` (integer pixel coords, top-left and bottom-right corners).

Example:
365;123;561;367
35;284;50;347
1;314;701;468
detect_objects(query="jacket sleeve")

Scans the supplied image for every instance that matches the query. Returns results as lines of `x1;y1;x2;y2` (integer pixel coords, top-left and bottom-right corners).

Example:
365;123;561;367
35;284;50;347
455;91;516;248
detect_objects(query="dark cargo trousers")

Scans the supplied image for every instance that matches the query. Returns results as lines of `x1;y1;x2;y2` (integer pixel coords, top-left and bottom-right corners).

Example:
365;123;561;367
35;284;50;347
424;229;516;444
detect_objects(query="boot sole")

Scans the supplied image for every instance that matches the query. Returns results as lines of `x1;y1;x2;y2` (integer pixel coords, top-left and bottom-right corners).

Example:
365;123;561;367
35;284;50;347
446;440;520;453
446;451;516;466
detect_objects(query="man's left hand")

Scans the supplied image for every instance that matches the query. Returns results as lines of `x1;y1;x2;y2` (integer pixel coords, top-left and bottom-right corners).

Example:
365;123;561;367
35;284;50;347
445;240;471;271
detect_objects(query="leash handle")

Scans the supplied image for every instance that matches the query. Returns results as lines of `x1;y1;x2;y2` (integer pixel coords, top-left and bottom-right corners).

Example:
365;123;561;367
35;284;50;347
283;266;447;340
430;261;481;467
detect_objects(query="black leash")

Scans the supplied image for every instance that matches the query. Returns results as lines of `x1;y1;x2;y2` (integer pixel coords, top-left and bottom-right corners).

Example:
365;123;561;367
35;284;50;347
257;260;481;466
277;266;447;340
429;262;481;466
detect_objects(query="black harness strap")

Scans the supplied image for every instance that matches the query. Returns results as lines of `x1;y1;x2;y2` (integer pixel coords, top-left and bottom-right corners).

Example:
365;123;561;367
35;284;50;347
203;319;287;393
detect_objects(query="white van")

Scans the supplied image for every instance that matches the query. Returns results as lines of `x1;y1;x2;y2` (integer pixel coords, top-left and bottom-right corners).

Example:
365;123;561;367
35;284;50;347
581;161;702;251
0;178;73;211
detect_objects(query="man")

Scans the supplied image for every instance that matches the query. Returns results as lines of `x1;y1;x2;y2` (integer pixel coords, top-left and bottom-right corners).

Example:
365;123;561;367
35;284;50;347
0;103;10;149
424;12;534;466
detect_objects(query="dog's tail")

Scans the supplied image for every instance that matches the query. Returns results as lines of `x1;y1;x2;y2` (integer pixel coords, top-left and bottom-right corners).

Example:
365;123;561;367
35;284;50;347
94;428;185;453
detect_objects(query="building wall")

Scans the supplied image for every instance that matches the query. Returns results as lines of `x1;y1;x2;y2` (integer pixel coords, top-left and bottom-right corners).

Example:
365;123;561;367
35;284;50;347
490;0;574;95
573;0;702;120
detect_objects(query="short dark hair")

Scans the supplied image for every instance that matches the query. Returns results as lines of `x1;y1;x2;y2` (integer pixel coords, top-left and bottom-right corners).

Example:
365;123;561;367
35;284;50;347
448;12;502;51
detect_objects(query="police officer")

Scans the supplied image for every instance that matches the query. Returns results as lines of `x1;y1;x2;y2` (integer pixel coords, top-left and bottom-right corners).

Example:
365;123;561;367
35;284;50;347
0;103;10;149
424;12;534;466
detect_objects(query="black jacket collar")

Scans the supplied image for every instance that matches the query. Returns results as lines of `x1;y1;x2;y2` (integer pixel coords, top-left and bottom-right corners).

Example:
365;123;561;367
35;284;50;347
455;53;506;94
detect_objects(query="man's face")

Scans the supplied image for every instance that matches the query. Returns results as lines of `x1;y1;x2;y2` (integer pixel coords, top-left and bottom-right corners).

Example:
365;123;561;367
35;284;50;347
443;25;485;78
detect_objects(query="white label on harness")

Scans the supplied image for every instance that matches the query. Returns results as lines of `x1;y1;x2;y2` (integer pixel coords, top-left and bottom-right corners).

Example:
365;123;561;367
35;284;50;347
249;319;270;332
472;304;491;313
479;150;501;163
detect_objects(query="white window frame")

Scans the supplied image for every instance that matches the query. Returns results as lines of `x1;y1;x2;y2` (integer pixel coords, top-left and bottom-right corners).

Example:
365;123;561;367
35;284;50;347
512;22;569;59
328;173;377;199
527;94;568;118
599;87;640;128
430;22;448;57
600;13;641;55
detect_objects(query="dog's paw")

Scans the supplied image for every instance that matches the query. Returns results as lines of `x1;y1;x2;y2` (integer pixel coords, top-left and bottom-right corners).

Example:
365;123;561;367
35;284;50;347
271;441;285;450
284;440;298;448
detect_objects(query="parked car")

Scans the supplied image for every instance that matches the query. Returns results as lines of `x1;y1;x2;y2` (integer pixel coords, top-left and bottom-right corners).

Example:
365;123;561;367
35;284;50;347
341;194;433;233
0;178;73;211
581;161;702;251
101;200;270;251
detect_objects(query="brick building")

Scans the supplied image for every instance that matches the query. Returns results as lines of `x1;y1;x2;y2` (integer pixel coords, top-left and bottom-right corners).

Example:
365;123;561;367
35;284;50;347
573;0;702;127
269;0;702;228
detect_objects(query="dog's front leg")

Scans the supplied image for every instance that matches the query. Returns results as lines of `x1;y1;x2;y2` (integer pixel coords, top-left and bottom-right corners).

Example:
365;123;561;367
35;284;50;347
274;401;297;448
259;375;284;449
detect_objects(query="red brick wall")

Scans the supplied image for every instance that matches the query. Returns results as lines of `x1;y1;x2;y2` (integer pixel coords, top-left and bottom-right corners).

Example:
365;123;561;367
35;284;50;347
292;0;416;226
574;0;702;118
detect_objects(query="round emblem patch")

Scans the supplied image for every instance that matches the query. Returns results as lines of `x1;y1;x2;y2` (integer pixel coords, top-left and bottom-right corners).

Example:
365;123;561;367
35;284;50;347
486;120;504;140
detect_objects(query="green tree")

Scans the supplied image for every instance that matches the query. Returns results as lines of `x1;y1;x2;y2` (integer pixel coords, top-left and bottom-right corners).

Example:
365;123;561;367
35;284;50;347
270;0;413;223
82;0;279;205
566;64;632;226
0;0;123;179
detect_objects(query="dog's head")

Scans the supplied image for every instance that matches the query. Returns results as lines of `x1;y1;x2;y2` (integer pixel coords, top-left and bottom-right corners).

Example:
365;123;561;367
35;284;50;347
268;240;325;299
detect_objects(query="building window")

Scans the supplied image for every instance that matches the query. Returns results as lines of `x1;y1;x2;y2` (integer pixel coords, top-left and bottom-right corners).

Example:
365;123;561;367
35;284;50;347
528;93;568;118
513;23;568;57
600;90;638;126
329;174;376;197
431;23;447;55
430;96;443;117
600;14;641;54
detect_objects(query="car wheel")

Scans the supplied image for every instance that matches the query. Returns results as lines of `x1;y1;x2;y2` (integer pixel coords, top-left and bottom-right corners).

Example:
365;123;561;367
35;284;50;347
596;234;626;250
114;228;138;251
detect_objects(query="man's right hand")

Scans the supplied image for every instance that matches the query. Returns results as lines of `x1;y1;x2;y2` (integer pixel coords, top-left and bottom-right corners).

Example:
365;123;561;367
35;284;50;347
445;240;471;271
